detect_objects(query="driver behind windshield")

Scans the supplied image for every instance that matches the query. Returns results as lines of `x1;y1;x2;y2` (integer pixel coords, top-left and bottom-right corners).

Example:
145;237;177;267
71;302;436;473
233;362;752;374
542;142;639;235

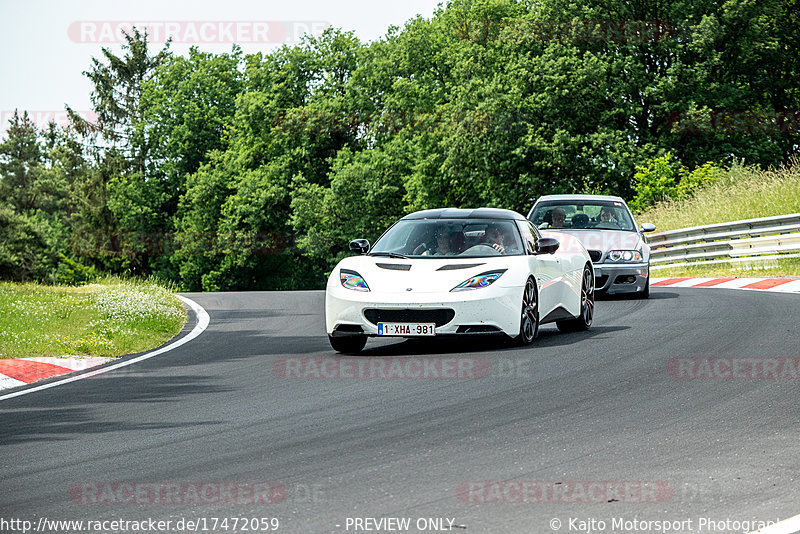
482;223;517;254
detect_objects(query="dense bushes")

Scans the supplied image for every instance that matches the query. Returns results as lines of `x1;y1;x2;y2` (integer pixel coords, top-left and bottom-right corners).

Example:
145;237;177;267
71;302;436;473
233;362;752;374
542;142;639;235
629;154;725;212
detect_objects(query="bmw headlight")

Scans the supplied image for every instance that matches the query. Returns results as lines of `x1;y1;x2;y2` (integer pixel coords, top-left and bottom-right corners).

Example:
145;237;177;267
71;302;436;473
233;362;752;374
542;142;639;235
451;270;507;292
340;269;370;291
606;250;643;263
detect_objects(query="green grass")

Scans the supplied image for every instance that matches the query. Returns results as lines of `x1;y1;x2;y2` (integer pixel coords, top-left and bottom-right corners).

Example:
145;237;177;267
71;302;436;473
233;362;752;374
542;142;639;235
653;257;800;278
0;276;186;359
635;160;800;232
636;160;800;277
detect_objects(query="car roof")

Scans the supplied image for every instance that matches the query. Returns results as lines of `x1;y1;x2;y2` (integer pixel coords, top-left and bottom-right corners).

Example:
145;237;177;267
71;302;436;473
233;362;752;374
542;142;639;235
533;194;627;203
402;208;525;221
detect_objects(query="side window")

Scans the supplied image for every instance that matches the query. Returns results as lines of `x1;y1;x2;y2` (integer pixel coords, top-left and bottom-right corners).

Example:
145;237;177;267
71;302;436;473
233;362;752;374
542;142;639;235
517;221;537;255
529;221;542;242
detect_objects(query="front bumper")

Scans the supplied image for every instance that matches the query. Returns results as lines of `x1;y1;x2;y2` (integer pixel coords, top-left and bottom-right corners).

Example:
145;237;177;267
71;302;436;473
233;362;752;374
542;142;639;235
325;284;522;337
593;263;649;294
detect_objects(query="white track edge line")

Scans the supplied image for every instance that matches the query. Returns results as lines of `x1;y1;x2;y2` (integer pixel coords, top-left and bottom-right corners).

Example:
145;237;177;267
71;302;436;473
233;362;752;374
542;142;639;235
0;295;210;402
749;513;800;534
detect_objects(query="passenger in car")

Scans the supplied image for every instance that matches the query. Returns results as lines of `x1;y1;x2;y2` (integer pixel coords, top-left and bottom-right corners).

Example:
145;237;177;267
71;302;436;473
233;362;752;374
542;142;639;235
550;208;566;228
599;207;617;222
418;228;460;256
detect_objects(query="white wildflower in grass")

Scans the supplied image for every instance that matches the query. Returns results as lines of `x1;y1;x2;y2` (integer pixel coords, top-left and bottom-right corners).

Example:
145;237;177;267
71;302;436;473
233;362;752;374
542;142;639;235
92;284;184;323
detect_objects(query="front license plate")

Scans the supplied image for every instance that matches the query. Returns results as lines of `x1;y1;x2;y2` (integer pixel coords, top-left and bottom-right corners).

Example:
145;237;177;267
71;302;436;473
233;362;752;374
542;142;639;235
377;322;436;337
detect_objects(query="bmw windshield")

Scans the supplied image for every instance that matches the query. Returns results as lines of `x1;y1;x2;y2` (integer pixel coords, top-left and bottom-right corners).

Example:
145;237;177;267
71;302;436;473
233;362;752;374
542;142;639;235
529;201;637;232
370;219;524;257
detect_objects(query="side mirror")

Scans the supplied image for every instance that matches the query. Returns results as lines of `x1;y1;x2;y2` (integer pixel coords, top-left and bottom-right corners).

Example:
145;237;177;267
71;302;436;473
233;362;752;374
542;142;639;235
640;223;656;233
349;239;370;254
535;237;560;255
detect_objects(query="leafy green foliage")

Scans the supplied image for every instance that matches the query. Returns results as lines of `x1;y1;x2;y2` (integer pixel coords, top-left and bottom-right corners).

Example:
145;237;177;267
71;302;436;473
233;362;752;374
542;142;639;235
292;144;410;268
1;0;799;289
54;254;98;285
630;153;723;211
0;207;58;281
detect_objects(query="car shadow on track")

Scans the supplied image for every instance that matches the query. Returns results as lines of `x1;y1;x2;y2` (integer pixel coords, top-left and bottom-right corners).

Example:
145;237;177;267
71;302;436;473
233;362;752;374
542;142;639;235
353;325;631;357
531;325;630;348
596;291;679;301
222;324;635;358
647;290;680;299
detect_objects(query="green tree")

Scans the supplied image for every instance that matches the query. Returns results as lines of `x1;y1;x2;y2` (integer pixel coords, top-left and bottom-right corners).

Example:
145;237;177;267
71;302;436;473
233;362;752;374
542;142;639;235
142;47;244;216
0;208;58;281
173;28;368;290
69;28;172;276
24;0;795;290
0;113;71;281
291;143;410;271
0;112;47;212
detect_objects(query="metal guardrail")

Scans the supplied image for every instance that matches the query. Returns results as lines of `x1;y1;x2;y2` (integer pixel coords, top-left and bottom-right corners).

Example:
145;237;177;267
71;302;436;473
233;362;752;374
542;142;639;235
647;213;800;269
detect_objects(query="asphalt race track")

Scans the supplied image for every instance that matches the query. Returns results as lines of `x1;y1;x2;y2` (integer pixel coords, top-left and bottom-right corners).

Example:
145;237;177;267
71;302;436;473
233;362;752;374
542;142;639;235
2;288;800;533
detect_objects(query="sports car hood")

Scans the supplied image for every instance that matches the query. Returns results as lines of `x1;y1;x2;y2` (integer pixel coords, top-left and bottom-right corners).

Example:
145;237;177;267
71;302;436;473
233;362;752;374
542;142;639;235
548;230;643;255
334;255;513;294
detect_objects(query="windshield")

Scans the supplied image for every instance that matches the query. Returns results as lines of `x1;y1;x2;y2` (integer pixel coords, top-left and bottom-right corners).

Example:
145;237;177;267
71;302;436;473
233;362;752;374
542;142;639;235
370;219;524;257
529;201;636;231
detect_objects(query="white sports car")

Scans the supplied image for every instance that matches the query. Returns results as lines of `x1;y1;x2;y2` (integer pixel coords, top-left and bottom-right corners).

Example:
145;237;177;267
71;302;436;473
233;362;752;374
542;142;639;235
325;208;594;354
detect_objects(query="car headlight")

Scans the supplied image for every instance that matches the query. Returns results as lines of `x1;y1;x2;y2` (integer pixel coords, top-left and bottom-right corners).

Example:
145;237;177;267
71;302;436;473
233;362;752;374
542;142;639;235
340;269;370;291
451;270;507;292
606;250;643;263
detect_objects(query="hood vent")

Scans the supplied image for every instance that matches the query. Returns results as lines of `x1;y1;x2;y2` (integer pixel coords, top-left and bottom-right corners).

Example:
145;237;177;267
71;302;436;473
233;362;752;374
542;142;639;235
376;263;412;271
436;263;485;271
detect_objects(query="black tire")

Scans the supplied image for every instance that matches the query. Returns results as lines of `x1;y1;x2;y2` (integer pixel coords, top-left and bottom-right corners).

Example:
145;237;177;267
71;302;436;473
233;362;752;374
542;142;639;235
557;265;594;332
514;277;539;346
328;334;367;354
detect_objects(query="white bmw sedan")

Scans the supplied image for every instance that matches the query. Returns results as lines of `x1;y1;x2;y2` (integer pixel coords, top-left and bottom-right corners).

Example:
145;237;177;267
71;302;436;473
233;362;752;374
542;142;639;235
325;208;594;354
527;195;656;298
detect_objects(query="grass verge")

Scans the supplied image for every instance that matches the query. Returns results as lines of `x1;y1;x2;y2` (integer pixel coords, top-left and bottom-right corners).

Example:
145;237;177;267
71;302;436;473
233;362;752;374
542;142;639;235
636;160;800;232
637;160;800;278
652;257;800;279
0;276;187;359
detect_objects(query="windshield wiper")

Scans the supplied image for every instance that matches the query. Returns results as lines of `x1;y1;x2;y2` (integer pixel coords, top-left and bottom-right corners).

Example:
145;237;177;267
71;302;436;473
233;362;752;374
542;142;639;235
369;252;409;259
